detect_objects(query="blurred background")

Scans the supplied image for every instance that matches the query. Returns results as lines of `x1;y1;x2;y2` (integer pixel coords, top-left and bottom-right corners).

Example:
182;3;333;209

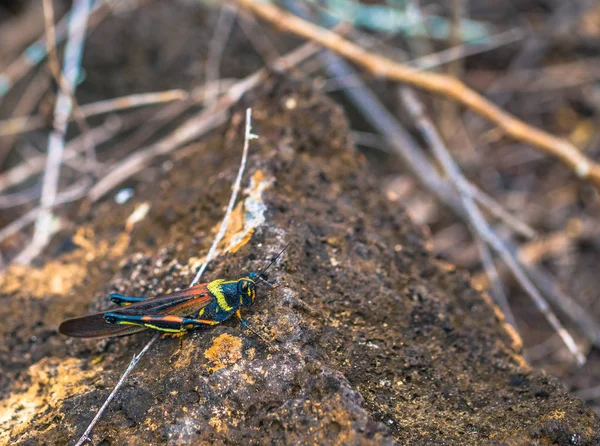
1;0;600;413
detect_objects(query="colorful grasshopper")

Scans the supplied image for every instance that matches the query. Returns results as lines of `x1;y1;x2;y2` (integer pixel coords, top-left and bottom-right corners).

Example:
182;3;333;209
59;245;288;339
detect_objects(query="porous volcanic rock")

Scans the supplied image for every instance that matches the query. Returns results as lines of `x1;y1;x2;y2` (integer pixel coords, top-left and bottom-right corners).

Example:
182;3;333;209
1;78;598;445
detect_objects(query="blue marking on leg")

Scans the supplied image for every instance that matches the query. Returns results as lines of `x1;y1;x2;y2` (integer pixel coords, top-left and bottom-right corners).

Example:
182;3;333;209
239;317;250;329
109;293;148;306
104;312;145;325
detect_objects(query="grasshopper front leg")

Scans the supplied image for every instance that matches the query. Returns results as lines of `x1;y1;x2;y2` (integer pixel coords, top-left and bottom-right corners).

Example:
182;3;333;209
236;310;273;347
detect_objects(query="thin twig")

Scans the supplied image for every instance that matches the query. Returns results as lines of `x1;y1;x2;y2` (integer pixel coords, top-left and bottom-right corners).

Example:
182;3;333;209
400;88;585;366
466;183;537;239
41;0;96;165
73;332;159;446
14;0;91;265
192;109;254;285
473;234;516;328
234;0;600;187
74;108;255;446
205;4;238;108
0;89;189;137
0;0;111;99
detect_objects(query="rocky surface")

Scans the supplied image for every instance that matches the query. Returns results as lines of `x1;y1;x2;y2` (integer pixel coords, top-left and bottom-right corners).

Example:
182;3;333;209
0;79;598;445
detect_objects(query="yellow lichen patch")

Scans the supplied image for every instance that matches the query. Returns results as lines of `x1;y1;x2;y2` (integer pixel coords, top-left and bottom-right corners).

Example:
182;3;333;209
542;409;566;422
0;357;97;443
0;262;85;297
204;334;243;372
208;417;225;433
217;170;274;254
209;406;238;434
228;228;254;254
0;228;130;299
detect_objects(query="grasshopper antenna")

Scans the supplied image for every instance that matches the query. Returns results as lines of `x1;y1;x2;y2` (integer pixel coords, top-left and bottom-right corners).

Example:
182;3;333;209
254;242;290;286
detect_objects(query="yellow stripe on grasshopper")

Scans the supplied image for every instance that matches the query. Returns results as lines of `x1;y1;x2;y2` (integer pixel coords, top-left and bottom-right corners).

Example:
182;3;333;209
207;279;236;312
116;320;184;333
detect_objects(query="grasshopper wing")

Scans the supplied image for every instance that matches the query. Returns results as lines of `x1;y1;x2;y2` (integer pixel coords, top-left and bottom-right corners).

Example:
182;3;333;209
59;312;147;338
59;284;214;338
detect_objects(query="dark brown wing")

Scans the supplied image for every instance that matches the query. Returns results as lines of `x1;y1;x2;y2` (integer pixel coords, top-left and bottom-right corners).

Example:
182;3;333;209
59;283;214;338
59;312;148;338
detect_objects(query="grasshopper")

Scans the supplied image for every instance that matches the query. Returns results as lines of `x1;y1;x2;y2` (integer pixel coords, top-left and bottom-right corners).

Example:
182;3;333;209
59;245;288;339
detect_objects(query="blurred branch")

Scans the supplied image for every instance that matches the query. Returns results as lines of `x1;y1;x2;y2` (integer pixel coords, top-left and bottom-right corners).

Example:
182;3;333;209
0;0;112;99
400;88;585;365
205;4;238;107
14;0;92;265
0;177;91;245
234;0;600;188
0;89;189;136
42;0;95;165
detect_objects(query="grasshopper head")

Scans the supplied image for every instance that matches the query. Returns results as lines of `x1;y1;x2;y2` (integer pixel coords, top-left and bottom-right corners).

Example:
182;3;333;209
238;276;257;307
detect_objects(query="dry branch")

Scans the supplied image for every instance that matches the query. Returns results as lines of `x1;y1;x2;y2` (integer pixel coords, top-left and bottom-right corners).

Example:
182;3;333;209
233;0;600;188
14;0;91;265
400;88;585;366
0;89;189;137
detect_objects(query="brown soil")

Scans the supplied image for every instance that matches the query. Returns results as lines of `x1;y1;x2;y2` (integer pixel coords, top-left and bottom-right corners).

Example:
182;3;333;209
0;1;599;445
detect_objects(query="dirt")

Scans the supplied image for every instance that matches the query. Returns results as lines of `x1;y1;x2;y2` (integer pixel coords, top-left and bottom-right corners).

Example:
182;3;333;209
0;1;599;445
0;77;596;444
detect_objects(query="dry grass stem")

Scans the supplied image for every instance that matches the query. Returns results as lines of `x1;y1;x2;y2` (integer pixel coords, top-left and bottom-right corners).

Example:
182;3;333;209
234;0;600;188
14;0;91;265
400;87;585;366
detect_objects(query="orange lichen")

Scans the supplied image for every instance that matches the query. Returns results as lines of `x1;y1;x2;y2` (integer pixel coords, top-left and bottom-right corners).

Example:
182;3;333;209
0;228;130;299
204;334;243;372
0;357;97;443
218;170;273;254
543;409;566;422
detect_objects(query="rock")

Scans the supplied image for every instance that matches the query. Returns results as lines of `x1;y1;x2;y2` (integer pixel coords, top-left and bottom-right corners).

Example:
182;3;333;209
1;79;598;445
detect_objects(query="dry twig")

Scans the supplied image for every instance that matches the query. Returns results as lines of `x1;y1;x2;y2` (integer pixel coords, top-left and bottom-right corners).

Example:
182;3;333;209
233;0;600;188
205;4;238;107
41;0;92;151
14;0;91;265
400;88;585;366
0;89;188;137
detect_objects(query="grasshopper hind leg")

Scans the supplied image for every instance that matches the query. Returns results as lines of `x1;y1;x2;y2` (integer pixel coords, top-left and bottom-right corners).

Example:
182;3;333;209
104;312;219;333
